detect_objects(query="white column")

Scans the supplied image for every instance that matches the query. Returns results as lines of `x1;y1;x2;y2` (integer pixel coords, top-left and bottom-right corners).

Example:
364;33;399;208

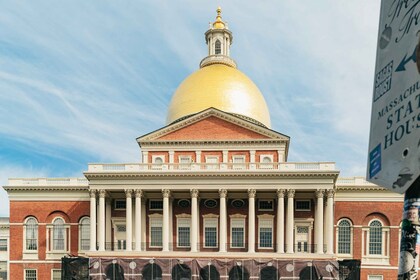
125;189;133;251
89;190;97;251
135;190;142;251
276;189;285;253
191;189;199;252
286;189;295;253
162;189;171;251
141;199;147;250
326;189;335;254
248;189;256;253
219;189;227;252
98;190;106;251
315;189;324;254
106;199;111;245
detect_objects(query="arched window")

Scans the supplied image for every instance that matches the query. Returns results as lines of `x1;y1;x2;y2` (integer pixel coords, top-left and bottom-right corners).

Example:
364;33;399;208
79;217;90;251
259;266;278;280
142;263;162;280
229;265;249;280
53;218;65;251
200;265;220;280
172;263;191;280
369;220;383;255
25;217;38;251
106;263;124;280
215;40;221;55
337;219;352;254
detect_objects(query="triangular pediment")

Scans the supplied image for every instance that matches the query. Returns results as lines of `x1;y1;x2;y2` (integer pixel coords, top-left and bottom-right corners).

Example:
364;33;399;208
137;108;289;143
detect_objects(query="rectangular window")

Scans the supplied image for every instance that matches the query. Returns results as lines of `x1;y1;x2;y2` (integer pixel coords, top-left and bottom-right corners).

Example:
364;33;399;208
295;200;311;211
117;240;126;250
259;219;273;248
231;219;245;248
179;156;192;170
114;200;126;210
258;200;274;211
204;218;218;248
232;155;246;170
149;200;163;211
177;218;191;247
25;269;37;280
205;156;219;170
0;239;7;251
150;217;163;247
52;269;61;280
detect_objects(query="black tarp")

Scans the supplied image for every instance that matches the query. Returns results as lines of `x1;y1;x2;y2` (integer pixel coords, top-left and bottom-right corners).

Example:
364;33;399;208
61;257;89;280
338;260;361;280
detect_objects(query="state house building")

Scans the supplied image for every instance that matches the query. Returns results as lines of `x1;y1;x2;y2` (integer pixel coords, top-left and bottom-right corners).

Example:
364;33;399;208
3;8;406;280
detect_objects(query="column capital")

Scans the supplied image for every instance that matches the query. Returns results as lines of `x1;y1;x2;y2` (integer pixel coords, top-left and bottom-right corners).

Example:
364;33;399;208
190;189;199;198
89;189;97;198
277;189;286;198
248;189;256;198
315;189;325;198
98;189;107;198
326;189;335;198
219;189;228;198
162;189;171;198
287;189;295;198
169;150;175;155
135;189;143;198
125;189;133;198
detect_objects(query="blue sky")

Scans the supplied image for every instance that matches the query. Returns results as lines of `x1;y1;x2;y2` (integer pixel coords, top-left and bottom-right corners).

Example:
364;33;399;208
0;1;381;216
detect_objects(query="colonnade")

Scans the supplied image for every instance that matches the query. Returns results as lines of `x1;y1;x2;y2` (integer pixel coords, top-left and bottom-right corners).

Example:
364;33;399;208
89;188;335;254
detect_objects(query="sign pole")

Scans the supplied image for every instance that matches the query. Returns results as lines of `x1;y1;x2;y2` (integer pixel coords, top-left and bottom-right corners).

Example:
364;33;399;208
398;179;420;279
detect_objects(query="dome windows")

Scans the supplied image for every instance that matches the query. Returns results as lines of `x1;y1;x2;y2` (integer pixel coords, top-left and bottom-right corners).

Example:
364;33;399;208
215;40;222;55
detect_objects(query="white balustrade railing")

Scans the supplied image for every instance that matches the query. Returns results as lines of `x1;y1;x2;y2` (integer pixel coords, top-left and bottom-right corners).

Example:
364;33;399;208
87;162;336;172
8;177;88;186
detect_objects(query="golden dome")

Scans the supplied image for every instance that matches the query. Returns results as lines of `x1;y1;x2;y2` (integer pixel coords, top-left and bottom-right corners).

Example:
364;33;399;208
166;64;271;128
212;6;226;29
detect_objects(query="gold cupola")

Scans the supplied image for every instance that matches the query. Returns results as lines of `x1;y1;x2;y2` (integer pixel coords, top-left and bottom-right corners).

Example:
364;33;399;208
166;7;271;128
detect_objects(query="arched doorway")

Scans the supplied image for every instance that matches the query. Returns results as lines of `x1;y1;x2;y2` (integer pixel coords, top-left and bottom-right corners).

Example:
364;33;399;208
142;263;162;280
105;263;124;280
200;264;220;280
299;266;318;280
229;265;249;280
172;263;191;280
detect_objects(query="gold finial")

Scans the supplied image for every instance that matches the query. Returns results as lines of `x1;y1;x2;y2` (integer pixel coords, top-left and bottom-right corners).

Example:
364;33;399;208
213;6;225;29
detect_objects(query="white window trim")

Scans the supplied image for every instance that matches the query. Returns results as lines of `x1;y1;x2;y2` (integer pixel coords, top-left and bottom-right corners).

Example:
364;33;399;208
151;155;166;170
258;199;274;211
78;216;90;252
368;275;383;280
203;216;219;248
258;215;274;249
23;217;38;259
295;200;311;211
230;215;246;249
336;218;353;258
51;269;61;280
46;217;70;259
176;215;191;248
24;268;37;280
362;219;390;265
259;154;274;169
294;218;314;253
232;155;246;170
149;214;163;248
178;155;192;170
205;156;219;169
